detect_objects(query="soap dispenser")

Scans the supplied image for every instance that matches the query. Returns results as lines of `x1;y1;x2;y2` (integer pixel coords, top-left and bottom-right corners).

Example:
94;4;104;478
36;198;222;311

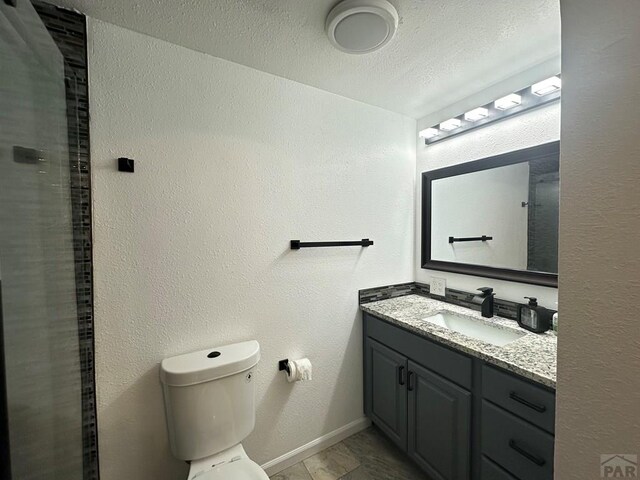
517;297;552;333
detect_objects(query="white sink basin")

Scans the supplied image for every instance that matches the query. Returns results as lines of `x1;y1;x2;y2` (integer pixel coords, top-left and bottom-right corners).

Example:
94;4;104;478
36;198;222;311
423;311;525;347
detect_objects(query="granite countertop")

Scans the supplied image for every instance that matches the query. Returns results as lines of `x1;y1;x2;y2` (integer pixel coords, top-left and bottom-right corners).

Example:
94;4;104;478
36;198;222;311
361;295;557;389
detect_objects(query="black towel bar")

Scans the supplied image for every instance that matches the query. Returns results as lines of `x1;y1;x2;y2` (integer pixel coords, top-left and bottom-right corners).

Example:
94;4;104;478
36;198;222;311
290;239;373;250
449;235;493;244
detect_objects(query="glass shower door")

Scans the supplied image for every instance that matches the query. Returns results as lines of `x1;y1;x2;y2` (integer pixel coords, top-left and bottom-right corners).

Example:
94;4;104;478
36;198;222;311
0;1;84;478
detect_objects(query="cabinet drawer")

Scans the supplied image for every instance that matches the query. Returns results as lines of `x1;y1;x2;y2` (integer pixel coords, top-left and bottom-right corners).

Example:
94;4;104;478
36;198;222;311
365;313;472;389
481;456;518;480
482;401;554;480
482;364;555;434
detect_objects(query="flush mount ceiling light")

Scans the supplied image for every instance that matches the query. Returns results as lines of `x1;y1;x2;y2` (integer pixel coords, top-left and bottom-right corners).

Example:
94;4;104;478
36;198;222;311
326;0;399;54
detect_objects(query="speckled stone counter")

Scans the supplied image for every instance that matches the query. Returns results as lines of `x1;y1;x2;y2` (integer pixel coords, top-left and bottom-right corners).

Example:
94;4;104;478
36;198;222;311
361;295;556;389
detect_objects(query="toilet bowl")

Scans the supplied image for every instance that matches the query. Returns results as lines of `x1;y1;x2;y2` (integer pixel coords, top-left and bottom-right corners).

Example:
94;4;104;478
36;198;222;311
160;340;268;480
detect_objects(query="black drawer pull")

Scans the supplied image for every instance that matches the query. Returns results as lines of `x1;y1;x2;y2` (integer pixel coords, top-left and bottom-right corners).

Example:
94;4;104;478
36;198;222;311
398;366;406;386
509;391;547;413
407;371;415;391
509;439;546;466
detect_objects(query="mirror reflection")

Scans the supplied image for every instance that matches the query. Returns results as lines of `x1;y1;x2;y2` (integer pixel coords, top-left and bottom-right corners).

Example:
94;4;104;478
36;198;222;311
423;142;559;285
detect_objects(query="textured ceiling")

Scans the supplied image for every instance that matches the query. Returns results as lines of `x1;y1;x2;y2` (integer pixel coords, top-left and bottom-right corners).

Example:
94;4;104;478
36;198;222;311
56;0;560;119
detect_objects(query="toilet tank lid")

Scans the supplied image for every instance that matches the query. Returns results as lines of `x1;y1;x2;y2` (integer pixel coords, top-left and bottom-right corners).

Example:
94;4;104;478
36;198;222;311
160;340;260;387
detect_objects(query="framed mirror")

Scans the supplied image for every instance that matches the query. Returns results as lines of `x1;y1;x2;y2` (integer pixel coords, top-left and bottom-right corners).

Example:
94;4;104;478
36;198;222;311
421;141;559;287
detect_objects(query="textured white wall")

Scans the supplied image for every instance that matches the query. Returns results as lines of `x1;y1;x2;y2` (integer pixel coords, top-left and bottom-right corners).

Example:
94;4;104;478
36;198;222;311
88;19;415;480
415;103;560;307
555;1;640;477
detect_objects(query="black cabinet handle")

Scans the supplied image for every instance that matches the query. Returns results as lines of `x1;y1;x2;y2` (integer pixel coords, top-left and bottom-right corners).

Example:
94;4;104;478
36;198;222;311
509;391;547;413
509;440;546;466
407;371;415;391
398;366;406;386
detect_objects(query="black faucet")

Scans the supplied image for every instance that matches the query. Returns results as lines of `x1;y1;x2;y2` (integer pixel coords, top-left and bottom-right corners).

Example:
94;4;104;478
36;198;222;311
472;287;495;318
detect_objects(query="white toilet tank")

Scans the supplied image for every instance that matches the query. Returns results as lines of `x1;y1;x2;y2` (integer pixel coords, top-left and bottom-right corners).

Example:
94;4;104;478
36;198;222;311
160;340;260;461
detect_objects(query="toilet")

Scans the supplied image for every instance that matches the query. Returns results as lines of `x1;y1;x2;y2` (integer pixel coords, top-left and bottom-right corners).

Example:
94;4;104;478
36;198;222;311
160;340;269;480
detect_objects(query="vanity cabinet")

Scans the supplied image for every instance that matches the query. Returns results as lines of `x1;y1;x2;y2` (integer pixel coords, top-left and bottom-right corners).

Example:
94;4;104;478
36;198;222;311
480;366;555;480
367;338;408;449
364;314;472;480
481;365;555;434
407;360;471;480
481;401;554;480
363;312;556;480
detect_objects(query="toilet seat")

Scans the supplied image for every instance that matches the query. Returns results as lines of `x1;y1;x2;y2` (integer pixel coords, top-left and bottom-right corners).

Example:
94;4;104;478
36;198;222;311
187;444;268;480
190;458;268;480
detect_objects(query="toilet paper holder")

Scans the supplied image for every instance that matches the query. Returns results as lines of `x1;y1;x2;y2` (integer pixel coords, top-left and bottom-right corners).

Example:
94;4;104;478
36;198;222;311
278;359;291;375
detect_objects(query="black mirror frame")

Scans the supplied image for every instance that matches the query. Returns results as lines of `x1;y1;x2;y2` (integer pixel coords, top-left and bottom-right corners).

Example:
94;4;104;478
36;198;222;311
421;141;560;288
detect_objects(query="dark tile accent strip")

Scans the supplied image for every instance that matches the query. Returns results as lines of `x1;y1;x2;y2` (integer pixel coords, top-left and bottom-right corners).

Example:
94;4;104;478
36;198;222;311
359;282;416;304
413;282;430;297
31;3;98;480
360;282;520;321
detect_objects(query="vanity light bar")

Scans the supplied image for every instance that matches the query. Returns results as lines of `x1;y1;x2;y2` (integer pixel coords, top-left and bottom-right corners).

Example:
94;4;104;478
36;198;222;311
494;94;522;111
440;118;462;131
420;74;561;145
531;76;562;96
418;127;439;139
464;107;489;122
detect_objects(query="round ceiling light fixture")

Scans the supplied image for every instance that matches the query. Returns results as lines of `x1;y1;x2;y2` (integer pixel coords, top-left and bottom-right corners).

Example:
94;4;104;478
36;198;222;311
325;0;399;54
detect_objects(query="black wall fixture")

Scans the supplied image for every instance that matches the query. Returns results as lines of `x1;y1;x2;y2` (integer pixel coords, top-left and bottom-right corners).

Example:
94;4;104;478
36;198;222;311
291;239;373;249
278;359;291;375
12;146;45;165
449;235;493;244
118;157;134;172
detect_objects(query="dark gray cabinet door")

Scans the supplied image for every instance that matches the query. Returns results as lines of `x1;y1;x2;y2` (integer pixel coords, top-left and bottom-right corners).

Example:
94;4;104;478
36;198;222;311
407;361;471;480
366;338;408;450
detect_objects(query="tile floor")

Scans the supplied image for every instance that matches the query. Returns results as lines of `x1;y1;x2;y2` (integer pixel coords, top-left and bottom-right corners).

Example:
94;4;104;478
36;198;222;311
270;427;428;480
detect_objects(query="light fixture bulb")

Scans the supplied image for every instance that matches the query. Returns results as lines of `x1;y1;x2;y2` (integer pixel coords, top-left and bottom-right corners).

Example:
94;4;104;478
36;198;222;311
494;93;522;111
440;118;462;131
531;76;562;96
464;107;489;122
418;127;439;139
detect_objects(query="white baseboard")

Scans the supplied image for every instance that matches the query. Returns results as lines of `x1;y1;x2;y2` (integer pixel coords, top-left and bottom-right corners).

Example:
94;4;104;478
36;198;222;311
261;417;371;476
